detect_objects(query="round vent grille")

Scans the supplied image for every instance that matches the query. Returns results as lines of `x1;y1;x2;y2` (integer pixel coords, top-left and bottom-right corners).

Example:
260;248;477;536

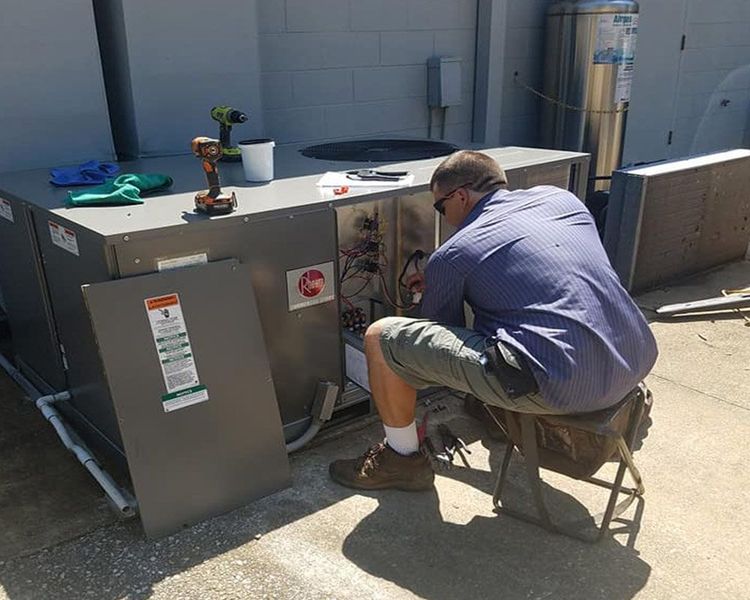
300;139;459;162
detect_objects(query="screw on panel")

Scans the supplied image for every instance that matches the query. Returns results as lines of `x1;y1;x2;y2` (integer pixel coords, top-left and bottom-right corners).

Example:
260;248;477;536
123;235;130;242
243;217;249;223
134;258;141;264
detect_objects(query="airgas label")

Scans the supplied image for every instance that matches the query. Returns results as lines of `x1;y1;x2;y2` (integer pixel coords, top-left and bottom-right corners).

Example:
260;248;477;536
594;13;639;103
286;261;336;311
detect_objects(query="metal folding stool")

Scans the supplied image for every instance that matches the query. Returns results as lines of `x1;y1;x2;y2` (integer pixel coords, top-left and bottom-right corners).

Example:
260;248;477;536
491;383;649;543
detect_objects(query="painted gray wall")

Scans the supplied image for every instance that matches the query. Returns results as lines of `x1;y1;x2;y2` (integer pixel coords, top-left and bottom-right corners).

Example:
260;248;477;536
625;0;750;164
94;0;265;158
498;0;551;147
0;1;114;173
257;0;478;144
672;0;750;158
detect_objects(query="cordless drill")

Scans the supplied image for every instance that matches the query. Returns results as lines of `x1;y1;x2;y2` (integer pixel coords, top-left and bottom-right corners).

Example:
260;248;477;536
210;106;248;162
191;137;237;216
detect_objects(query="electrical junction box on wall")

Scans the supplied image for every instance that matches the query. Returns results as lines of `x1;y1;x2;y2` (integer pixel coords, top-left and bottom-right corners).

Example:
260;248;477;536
427;56;462;108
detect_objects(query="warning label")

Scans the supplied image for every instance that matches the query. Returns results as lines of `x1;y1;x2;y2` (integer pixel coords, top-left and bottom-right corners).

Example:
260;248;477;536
144;293;209;412
286;262;336;311
48;221;79;256
0;198;13;222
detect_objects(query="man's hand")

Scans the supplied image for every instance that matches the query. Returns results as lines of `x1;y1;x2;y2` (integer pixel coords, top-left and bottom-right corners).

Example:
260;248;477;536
405;272;426;293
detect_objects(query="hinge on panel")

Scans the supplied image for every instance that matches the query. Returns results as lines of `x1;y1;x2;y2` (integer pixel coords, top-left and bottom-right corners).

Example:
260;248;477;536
680;35;686;51
60;344;69;371
667;130;674;145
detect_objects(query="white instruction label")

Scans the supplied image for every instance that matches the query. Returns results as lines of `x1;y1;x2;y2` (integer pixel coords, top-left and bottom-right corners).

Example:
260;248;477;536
345;343;371;392
48;221;79;256
0;198;13;222
144;293;209;412
157;253;208;272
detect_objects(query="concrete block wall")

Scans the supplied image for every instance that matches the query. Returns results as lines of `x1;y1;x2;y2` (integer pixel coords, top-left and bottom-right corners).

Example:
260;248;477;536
257;0;478;145
499;0;552;147
671;0;750;157
94;0;264;158
0;0;114;172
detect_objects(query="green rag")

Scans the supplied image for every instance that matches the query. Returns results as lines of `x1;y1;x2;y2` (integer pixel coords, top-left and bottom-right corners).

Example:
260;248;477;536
66;173;173;207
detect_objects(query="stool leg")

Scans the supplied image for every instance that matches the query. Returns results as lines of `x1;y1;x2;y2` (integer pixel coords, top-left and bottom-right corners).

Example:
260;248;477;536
520;414;554;530
597;453;630;540
597;395;647;540
492;441;514;509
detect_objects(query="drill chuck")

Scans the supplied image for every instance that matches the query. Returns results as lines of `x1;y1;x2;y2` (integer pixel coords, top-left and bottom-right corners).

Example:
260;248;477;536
210;105;248;125
227;109;247;124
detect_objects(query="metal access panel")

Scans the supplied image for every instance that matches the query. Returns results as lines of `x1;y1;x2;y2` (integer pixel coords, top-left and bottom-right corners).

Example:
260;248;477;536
112;208;343;443
29;209;124;452
605;149;750;292
0;197;66;391
82;260;290;538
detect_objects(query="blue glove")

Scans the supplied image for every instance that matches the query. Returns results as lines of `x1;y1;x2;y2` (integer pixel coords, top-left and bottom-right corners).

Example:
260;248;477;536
50;160;120;186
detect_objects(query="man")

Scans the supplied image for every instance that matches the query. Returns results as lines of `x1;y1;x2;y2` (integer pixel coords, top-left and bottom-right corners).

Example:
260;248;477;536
329;150;658;491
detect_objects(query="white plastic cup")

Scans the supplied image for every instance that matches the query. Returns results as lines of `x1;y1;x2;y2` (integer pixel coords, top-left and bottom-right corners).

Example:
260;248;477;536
238;138;275;182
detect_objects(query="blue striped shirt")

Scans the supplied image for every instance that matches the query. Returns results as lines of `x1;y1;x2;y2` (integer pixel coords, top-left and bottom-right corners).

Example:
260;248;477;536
421;186;658;412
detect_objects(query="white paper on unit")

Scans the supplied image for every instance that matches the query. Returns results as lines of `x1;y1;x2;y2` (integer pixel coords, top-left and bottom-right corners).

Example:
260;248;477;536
316;171;415;188
628;149;750;177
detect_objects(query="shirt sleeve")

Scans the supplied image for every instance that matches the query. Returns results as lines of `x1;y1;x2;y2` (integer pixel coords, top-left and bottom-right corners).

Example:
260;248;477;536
419;254;466;327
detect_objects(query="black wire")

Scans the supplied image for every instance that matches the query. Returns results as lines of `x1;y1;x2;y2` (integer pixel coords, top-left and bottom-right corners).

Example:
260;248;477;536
379;273;416;310
398;249;425;288
342;275;374;300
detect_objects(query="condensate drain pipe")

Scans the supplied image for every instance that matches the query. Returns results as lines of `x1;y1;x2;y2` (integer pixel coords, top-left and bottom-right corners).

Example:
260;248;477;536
285;380;339;453
0;353;136;516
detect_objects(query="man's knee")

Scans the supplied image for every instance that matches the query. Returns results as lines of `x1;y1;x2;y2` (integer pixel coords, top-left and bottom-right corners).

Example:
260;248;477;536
364;317;408;356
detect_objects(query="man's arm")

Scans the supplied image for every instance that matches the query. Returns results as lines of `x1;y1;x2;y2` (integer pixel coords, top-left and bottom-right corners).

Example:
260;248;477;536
419;255;466;327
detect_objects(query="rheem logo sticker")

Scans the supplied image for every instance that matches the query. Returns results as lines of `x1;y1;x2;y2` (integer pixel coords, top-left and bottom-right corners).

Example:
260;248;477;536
286;262;336;311
298;269;326;298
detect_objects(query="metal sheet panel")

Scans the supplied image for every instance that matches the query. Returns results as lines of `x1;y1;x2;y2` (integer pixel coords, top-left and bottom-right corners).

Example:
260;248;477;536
0;200;66;390
605;150;750;291
113;210;343;442
82;260;290;538
29;208;123;450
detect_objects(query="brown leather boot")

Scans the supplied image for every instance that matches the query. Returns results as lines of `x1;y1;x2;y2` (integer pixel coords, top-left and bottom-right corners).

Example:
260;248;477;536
329;443;435;491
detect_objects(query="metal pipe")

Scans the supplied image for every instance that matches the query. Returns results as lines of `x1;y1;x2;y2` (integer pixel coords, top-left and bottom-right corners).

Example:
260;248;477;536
0;352;40;400
0;354;137;516
285;380;339;453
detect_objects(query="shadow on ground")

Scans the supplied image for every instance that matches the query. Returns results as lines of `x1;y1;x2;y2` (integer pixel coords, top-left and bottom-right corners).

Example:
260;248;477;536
0;406;651;600
341;436;650;600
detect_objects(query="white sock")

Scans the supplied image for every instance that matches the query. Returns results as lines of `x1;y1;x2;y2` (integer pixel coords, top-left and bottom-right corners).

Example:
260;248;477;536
384;422;419;455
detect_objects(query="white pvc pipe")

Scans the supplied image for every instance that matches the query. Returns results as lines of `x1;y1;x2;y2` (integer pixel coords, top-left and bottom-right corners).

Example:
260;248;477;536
0;352;40;400
0;354;136;516
35;393;136;516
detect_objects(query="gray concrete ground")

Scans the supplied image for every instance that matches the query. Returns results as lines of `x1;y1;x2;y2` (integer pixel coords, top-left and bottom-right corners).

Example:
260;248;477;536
0;261;749;600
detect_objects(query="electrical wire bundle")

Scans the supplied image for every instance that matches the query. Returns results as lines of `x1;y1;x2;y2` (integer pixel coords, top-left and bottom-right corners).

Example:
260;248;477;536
339;212;426;312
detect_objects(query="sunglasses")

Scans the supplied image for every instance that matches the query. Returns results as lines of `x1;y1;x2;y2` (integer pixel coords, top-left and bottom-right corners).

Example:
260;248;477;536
433;183;471;215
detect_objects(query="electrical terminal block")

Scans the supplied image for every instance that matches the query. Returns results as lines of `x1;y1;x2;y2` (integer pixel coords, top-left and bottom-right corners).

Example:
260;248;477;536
341;307;368;335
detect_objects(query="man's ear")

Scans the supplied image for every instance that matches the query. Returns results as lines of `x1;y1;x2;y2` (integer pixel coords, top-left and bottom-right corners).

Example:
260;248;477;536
458;187;471;208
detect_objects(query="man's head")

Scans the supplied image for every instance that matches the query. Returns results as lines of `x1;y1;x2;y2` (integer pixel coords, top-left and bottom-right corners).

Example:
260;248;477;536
429;150;507;227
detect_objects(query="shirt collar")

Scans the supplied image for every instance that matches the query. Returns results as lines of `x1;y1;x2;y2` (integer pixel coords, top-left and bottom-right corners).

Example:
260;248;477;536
457;189;507;230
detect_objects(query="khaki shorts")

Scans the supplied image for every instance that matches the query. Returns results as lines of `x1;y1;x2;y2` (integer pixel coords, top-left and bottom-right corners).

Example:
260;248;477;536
378;316;558;414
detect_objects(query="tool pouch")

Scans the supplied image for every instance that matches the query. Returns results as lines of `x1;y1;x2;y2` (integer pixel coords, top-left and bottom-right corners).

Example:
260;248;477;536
481;342;539;399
